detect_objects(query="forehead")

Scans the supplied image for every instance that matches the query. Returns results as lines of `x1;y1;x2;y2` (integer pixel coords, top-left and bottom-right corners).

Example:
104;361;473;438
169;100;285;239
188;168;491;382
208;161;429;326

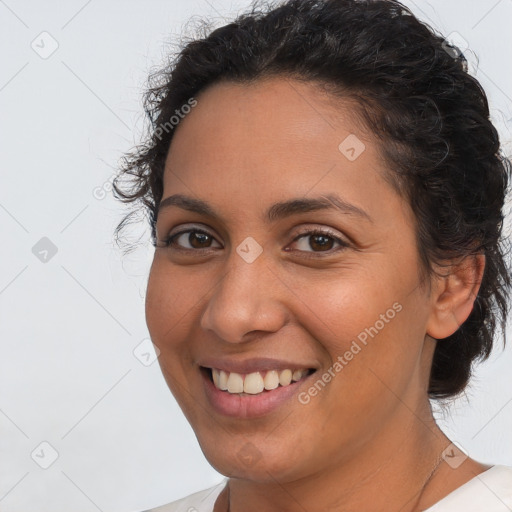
169;76;366;151
165;78;372;178
161;76;408;229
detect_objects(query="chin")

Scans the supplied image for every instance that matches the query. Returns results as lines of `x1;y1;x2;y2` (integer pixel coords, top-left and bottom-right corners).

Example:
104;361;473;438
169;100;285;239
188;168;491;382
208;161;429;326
198;435;310;483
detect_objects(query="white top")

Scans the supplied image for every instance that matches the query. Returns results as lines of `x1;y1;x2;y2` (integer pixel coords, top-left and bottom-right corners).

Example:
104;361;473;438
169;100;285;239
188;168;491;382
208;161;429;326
143;465;512;512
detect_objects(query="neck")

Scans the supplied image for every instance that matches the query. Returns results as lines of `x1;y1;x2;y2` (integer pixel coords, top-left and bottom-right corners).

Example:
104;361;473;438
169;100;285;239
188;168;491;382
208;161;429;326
225;402;450;512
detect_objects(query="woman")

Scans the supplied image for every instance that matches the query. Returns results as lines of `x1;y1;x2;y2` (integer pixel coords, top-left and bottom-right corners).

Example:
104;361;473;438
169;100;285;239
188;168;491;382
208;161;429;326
113;0;512;510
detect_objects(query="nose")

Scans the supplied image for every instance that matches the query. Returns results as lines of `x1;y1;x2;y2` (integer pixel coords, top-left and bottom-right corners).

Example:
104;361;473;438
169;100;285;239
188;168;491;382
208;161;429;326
199;250;290;344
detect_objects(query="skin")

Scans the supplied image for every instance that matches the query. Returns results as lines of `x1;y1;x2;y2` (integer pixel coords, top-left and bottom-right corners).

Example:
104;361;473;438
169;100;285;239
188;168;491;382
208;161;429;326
145;77;488;512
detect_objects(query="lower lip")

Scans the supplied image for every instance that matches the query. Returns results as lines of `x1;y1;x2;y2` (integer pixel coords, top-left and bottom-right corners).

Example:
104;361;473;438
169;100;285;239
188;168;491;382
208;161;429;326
201;369;315;418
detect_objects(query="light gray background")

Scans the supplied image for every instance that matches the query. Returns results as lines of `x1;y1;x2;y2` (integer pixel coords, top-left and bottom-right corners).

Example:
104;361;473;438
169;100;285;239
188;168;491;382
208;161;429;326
1;1;511;511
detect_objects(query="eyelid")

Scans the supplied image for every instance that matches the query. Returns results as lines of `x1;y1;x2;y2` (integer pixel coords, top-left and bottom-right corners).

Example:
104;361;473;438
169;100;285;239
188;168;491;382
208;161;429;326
156;222;350;256
156;221;217;242
160;222;346;241
291;224;344;240
166;223;216;238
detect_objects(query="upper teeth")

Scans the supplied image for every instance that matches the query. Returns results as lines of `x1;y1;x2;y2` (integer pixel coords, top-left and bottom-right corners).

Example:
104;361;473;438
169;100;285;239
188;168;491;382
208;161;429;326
211;368;309;394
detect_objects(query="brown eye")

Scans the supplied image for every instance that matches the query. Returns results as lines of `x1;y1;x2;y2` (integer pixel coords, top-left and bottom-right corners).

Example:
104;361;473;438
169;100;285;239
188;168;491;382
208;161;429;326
290;229;348;255
185;232;213;249
160;229;222;251
308;234;335;251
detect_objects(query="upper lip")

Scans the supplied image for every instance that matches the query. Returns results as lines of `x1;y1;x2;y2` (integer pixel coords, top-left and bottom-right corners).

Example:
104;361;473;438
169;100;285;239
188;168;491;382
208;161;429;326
198;357;317;375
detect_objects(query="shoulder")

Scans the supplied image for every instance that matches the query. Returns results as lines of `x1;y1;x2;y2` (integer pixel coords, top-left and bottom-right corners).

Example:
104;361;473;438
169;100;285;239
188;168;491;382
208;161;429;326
141;479;228;512
425;465;512;511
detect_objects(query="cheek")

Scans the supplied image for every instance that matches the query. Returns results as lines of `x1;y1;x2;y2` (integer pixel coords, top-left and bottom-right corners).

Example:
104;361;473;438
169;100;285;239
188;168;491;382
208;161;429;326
292;269;423;395
145;263;202;413
144;260;200;373
288;269;400;350
145;257;202;335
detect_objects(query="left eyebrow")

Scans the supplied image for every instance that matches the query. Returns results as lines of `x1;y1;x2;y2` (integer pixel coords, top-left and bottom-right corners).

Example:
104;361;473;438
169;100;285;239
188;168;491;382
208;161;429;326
266;194;373;224
158;193;373;224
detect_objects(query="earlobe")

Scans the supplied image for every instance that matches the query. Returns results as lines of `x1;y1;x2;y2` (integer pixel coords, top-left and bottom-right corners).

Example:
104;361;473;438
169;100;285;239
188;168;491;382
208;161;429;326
426;254;485;340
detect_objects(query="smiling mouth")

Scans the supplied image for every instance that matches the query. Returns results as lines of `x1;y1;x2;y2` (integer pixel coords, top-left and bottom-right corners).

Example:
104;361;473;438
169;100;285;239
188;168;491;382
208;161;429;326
201;366;316;395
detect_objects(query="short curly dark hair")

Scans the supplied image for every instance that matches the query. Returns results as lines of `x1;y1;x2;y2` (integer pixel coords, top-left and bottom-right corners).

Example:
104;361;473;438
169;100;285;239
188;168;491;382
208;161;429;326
113;0;512;399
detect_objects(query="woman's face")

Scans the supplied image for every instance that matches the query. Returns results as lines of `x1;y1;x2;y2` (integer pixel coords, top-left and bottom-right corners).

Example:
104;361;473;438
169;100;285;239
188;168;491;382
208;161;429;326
145;77;438;482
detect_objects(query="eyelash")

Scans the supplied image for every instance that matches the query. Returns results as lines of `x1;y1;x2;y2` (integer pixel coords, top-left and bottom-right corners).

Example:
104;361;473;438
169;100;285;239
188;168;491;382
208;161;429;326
156;227;349;257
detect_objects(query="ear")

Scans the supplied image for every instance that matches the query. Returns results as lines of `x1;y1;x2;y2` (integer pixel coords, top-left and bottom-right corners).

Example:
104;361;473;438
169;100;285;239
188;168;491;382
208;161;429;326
426;254;485;340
